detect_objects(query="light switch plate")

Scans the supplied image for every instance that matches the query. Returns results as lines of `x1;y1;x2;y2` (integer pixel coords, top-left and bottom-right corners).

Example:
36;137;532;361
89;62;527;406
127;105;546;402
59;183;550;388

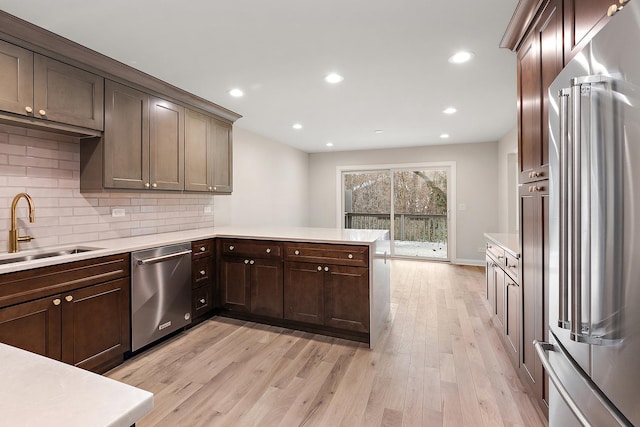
204;206;212;214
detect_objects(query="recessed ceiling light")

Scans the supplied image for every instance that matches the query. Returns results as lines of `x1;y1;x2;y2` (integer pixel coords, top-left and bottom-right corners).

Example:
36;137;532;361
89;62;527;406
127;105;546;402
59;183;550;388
440;133;450;139
374;129;384;134
326;142;334;147
448;51;474;64
228;88;244;97
443;107;457;114
325;73;344;84
292;123;303;130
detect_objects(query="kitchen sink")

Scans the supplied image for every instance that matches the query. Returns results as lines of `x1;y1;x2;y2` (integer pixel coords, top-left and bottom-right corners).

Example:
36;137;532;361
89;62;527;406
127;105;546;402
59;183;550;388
0;247;101;265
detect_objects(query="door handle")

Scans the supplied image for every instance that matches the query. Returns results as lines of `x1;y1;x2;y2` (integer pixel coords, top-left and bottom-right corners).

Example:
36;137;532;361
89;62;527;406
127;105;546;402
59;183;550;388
136;249;192;265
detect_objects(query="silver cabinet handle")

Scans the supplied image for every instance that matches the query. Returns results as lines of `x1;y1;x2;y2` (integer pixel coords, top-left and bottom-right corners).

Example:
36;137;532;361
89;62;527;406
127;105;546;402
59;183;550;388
266;248;271;254
53;298;61;306
65;295;73;302
137;249;192;265
200;298;206;304
200;246;206;252
294;250;300;255
324;266;329;272
200;270;206;276
317;266;322;271
25;106;33;113
244;259;249;264
250;260;255;265
152;183;157;188
348;254;353;259
144;182;150;188
229;245;235;251
38;109;46;116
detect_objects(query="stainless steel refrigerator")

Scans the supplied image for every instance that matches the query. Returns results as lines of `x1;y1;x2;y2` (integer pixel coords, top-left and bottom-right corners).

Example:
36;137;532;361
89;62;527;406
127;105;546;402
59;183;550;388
543;1;640;425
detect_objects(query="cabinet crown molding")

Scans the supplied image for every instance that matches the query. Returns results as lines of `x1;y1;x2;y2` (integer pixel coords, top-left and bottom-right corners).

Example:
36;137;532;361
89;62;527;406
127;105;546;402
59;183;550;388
501;0;545;51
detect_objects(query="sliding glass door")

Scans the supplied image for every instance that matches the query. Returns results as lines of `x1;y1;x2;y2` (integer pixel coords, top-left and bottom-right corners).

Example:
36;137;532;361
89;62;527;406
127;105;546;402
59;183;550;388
343;165;452;261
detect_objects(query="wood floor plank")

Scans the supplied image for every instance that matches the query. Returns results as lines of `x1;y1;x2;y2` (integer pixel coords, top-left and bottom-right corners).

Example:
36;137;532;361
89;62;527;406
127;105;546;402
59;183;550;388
106;260;547;427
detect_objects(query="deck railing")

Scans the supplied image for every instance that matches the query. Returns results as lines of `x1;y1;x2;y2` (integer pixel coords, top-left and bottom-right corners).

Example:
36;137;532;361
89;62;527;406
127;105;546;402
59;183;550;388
344;213;447;242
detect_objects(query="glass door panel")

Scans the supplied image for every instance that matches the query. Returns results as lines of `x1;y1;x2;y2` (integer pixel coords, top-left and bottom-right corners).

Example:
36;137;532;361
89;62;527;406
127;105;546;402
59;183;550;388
343;171;391;231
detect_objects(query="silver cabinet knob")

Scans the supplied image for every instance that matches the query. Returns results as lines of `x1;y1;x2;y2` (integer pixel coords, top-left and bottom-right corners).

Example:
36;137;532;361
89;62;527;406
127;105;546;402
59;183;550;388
152;183;157;188
294;250;300;255
348;254;353;259
38;109;46;116
53;298;61;306
65;295;73;302
25;106;33;113
324;266;329;272
200;246;206;252
244;259;249;264
266;248;271;254
229;245;234;251
200;298;206;304
144;182;150;188
250;260;255;265
200;270;206;276
213;186;217;191
208;186;213;191
317;266;322;271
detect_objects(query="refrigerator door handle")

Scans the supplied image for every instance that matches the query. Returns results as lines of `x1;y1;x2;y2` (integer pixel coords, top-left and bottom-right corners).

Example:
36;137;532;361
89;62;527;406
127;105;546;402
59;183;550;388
534;340;591;427
558;87;571;329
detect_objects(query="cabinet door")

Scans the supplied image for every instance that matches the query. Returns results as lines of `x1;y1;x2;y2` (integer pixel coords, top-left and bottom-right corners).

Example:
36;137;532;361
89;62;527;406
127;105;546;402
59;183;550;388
0;40;33;116
149;96;184;190
250;259;284;318
324;265;369;333
104;80;149;189
185;109;212;192
33;55;104;130
518;0;562;184
519;181;549;402
495;266;506;329
61;277;130;372
485;255;496;315
284;261;324;325
564;0;612;62
0;295;61;360
193;285;213;319
505;276;520;364
210;118;232;193
220;257;251;312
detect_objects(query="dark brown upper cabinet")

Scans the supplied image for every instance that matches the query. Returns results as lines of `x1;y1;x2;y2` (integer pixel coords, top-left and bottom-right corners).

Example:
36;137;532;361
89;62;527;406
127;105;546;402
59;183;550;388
564;0;612;62
185;109;233;194
93;80;184;191
0;40;103;131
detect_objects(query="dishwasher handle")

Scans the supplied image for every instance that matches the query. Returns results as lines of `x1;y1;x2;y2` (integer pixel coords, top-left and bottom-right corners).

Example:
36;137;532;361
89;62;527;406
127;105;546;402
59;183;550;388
136;249;192;265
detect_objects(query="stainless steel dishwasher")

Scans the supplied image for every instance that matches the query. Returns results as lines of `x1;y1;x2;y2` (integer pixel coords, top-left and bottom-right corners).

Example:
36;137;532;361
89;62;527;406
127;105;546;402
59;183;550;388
131;243;192;352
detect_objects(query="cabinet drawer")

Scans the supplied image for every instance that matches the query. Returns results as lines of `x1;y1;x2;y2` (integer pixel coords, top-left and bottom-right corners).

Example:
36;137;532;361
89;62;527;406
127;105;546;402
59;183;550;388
192;239;213;259
221;239;283;259
486;242;505;265
505;253;519;282
0;254;129;308
193;285;212;317
284;243;369;267
192;257;212;287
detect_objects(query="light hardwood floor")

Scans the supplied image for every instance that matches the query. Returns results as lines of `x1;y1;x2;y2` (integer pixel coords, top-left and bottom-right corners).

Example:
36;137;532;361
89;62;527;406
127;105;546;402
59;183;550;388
107;260;547;427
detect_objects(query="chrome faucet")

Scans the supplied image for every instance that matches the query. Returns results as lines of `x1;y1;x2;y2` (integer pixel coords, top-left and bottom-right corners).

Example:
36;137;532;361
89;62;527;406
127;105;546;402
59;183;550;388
9;193;36;253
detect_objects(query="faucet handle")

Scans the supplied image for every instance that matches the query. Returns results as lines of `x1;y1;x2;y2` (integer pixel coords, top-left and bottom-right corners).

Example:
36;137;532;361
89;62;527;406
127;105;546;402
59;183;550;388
18;235;34;243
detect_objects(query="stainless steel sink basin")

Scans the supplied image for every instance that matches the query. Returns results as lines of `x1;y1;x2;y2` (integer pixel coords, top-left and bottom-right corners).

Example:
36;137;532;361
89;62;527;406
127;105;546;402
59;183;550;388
0;247;101;265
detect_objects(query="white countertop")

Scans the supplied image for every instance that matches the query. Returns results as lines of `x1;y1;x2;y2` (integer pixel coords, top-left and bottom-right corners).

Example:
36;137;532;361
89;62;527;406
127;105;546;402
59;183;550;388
0;226;389;274
484;232;520;257
0;343;153;427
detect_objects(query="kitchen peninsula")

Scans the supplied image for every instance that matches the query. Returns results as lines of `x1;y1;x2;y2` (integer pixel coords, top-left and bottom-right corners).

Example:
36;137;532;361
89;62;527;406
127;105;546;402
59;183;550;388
0;226;391;350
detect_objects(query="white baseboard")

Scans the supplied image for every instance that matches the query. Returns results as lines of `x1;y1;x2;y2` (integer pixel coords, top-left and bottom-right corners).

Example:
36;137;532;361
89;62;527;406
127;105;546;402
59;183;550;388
453;258;484;267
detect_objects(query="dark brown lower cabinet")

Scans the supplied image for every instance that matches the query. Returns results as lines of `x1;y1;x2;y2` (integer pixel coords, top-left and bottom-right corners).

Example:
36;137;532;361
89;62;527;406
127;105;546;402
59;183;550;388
0;277;129;373
284;261;369;333
0;254;130;374
520;180;550;406
220;256;283;318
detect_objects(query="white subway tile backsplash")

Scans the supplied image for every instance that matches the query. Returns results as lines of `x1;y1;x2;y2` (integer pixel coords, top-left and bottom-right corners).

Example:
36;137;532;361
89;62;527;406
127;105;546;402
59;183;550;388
0;125;215;252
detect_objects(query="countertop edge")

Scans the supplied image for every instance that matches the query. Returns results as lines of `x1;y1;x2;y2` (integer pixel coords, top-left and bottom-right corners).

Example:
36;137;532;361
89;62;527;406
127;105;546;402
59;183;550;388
484;232;520;258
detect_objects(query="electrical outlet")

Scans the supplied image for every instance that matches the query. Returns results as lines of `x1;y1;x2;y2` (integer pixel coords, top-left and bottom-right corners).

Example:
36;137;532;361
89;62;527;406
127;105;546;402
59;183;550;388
204;206;212;214
111;208;125;217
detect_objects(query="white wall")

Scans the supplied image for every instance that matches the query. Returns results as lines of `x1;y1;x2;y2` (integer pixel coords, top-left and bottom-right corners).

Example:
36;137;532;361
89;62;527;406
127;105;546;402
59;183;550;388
497;126;518;233
214;127;309;227
308;141;499;264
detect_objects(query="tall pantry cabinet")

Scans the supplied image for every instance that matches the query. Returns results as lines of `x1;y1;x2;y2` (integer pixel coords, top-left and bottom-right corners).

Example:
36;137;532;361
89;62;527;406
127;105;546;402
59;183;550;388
502;0;612;412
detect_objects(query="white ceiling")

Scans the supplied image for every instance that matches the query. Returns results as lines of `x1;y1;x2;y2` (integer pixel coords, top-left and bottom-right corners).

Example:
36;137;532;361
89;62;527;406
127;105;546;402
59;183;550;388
0;0;518;153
